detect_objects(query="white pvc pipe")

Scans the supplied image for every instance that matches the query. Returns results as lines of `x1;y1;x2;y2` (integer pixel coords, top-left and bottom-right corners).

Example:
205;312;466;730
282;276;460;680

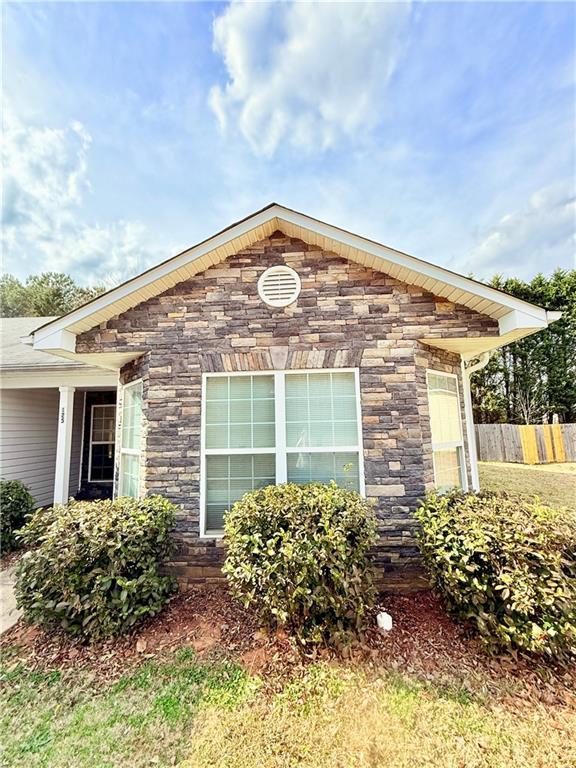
461;353;490;492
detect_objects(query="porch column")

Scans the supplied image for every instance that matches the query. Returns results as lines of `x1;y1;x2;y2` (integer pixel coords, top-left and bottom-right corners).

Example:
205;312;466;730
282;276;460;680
53;386;76;505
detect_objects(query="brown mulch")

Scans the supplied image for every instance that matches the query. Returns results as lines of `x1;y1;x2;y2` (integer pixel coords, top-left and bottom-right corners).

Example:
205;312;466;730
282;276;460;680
371;592;576;708
2;586;575;708
0;549;23;571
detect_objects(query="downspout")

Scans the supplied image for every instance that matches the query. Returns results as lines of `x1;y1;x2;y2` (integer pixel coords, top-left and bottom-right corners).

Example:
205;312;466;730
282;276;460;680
461;352;491;492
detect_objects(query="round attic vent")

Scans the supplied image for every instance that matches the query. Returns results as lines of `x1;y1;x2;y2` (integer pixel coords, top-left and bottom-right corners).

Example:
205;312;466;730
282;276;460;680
257;265;301;308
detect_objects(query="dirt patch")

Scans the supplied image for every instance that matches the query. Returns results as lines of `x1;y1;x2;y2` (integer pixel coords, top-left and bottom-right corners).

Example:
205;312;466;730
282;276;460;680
2;585;574;707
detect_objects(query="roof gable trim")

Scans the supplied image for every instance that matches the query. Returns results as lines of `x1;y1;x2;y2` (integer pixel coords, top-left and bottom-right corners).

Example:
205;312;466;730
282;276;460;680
32;203;551;348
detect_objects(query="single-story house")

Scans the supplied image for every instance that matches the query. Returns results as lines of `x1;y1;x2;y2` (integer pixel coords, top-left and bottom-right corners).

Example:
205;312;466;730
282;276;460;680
0;204;561;588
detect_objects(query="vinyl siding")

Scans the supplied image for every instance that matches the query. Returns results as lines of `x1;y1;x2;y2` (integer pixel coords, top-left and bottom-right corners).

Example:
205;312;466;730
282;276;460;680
0;388;59;508
68;390;85;497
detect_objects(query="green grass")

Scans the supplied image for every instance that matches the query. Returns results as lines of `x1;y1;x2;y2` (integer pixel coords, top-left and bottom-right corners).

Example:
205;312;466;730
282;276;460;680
0;648;260;768
479;461;576;509
2;651;574;768
185;664;575;768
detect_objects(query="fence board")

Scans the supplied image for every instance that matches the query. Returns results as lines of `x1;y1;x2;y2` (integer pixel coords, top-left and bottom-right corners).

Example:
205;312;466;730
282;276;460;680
475;423;576;464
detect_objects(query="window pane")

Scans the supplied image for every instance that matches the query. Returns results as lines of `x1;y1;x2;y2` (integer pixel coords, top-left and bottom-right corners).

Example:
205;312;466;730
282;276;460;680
229;399;252;424
253;376;274;398
285;373;308;398
285;372;358;449
121;383;143;451
230;424;253;449
230;376;252;399
332;372;356;396
433;448;462;490
206;424;228;449
90;444;114;481
428;389;461;444
205;454;275;532
204;375;275;450
287;452;359;491
206;400;228;425
334;420;358;446
253;423;275;447
92;406;116;443
120;453;140;498
206;377;228;400
308;421;334;447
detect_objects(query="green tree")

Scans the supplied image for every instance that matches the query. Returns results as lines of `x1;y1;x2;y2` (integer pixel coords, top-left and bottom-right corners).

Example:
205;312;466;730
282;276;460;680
472;269;576;424
0;272;106;318
0;275;28;317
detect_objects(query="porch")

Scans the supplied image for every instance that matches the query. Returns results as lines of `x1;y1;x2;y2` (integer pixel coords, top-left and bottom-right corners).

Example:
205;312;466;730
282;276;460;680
0;382;118;508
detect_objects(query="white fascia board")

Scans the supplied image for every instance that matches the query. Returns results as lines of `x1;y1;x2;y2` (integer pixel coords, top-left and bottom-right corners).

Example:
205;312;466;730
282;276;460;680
33;328;77;353
32;207;279;341
497;309;548;335
275;207;550;321
30;203;554;342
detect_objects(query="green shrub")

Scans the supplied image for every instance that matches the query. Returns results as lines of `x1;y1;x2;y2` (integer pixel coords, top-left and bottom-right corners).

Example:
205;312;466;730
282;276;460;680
0;479;35;553
223;482;378;648
15;495;178;640
415;491;576;658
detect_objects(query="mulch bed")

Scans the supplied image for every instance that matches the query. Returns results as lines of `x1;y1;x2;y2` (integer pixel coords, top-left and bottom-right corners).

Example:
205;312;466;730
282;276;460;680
0;550;23;571
2;585;575;708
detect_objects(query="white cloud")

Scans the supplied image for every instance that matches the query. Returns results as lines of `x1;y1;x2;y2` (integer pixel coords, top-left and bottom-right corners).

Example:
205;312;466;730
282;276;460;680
1;108;162;284
465;180;576;278
209;1;411;156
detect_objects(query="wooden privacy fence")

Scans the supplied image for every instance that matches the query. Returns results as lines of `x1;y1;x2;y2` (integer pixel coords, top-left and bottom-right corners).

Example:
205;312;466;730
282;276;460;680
475;423;576;464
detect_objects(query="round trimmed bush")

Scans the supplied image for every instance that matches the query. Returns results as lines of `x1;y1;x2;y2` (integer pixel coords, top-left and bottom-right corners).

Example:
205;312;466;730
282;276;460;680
415;491;576;658
15;495;178;640
223;482;378;647
0;479;35;553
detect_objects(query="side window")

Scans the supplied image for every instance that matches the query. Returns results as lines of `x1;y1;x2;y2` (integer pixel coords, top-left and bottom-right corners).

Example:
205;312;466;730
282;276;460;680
118;381;143;498
426;371;466;490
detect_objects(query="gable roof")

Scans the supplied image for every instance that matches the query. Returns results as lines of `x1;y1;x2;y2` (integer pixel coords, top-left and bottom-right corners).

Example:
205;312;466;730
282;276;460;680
30;203;560;365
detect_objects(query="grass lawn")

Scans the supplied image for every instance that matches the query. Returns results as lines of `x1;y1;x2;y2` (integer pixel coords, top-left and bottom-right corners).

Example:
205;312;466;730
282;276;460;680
479;461;576;509
1;647;259;768
2;649;574;768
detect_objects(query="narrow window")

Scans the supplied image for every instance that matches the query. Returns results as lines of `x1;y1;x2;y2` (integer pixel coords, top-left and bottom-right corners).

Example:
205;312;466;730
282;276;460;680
88;404;116;482
119;380;143;498
426;371;466;491
202;370;363;536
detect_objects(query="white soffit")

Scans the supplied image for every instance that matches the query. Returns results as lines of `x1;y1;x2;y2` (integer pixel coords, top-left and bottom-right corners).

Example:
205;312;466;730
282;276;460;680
32;203;553;350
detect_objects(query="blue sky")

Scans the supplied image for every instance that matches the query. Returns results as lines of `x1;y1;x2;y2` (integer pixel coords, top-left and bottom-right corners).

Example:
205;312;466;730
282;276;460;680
2;1;574;286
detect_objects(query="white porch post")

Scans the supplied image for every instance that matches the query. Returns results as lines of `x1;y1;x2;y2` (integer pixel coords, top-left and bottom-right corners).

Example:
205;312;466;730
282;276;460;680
53;386;76;505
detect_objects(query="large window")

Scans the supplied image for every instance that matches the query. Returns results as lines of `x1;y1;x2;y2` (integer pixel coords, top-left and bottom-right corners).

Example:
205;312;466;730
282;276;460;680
202;370;363;535
89;404;116;482
426;371;466;491
119;380;143;498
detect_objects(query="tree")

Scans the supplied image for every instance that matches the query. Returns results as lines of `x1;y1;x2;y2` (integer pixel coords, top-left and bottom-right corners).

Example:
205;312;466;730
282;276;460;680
0;273;106;318
472;269;576;424
0;275;28;317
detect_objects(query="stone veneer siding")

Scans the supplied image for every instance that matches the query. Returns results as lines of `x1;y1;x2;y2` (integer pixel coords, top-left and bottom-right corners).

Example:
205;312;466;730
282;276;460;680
77;232;499;590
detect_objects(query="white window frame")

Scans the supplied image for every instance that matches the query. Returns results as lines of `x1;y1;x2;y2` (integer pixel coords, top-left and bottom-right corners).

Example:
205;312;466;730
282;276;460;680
118;378;144;498
200;368;365;538
88;403;116;483
426;369;468;492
